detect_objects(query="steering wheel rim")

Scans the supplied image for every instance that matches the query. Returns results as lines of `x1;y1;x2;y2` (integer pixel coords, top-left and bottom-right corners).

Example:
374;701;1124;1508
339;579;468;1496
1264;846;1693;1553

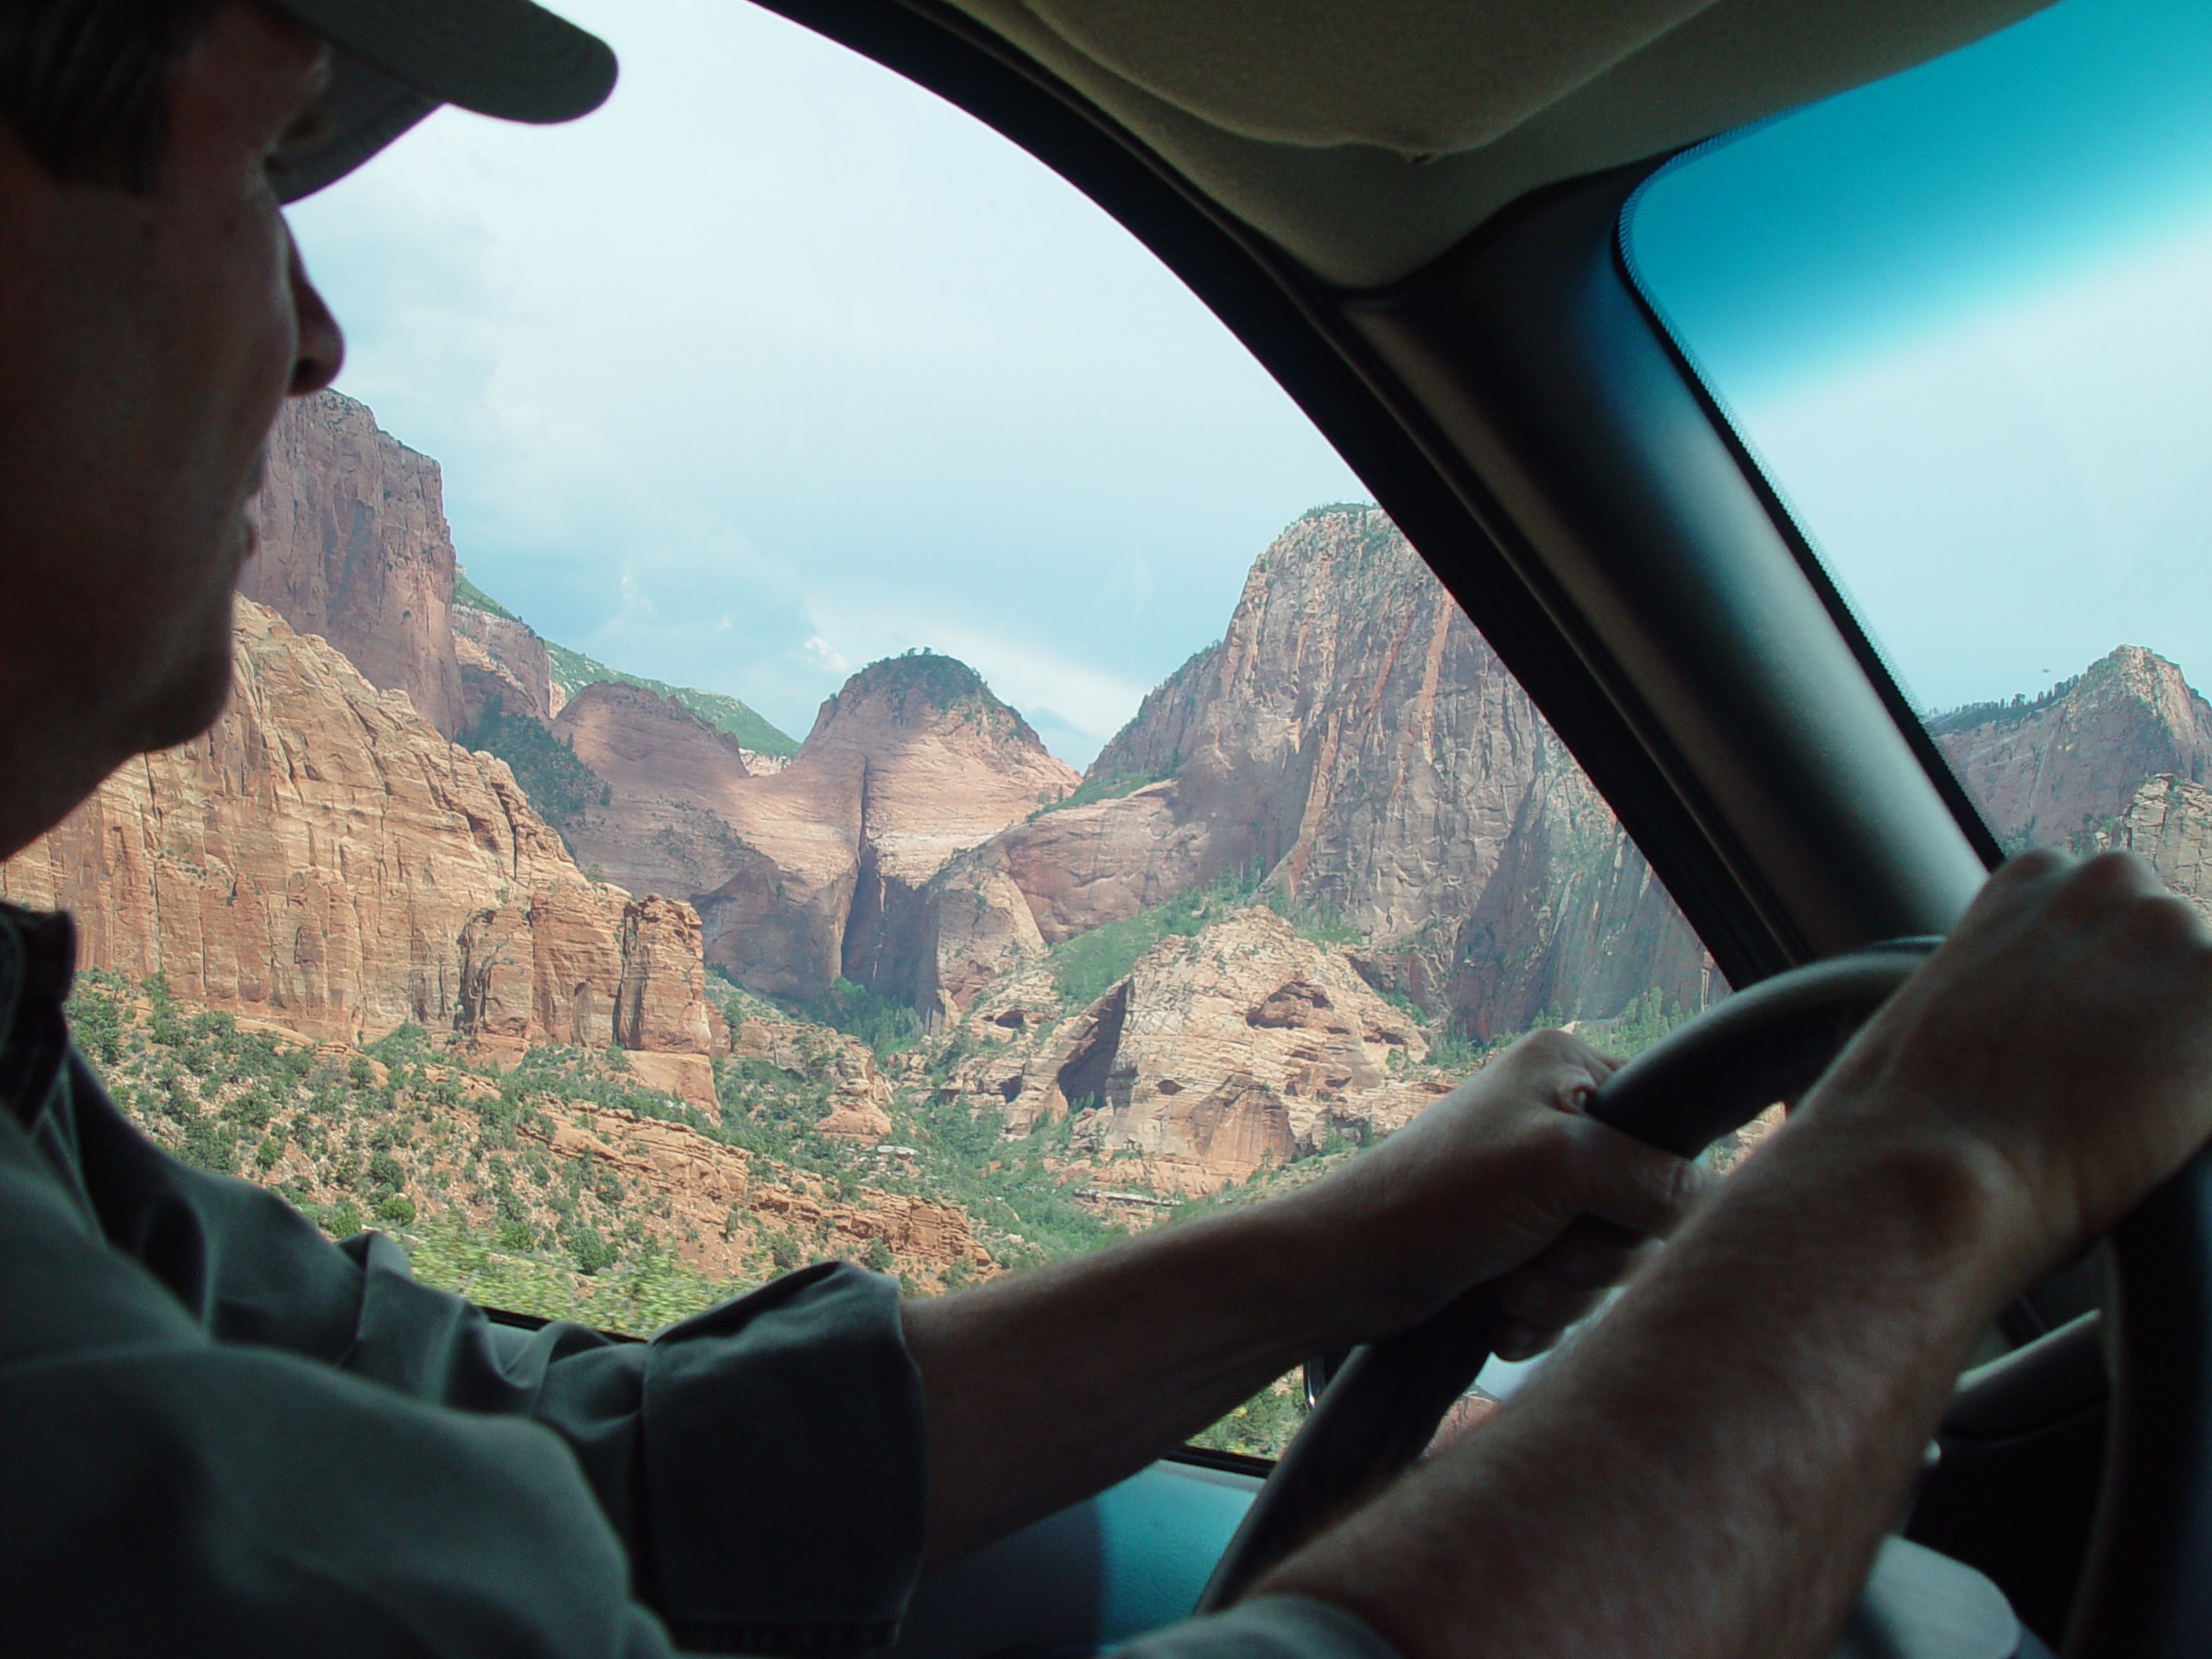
1193;938;2212;1659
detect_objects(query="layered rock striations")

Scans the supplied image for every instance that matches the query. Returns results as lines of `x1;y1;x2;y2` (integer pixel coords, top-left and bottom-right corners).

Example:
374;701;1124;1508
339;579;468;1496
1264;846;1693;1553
694;654;1079;997
454;602;558;729
1934;646;2212;849
244;389;467;738
2;600;726;1096
896;506;1712;1035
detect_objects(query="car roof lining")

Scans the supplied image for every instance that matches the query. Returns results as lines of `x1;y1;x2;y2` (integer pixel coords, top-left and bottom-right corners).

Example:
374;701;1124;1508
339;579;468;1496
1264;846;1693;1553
942;0;2059;288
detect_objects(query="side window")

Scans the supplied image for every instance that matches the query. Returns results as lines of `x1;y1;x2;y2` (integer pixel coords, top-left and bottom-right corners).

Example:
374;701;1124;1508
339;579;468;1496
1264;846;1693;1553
13;6;1718;1450
1628;0;2212;887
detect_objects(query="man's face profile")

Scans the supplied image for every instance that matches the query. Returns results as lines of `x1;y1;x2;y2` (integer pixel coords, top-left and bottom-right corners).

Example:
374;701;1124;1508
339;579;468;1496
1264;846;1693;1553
0;0;341;851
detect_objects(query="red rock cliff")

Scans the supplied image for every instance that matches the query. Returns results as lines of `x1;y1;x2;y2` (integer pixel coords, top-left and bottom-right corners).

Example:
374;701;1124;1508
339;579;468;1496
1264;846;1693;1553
244;389;466;738
899;507;1713;1036
1;600;725;1096
693;654;1078;998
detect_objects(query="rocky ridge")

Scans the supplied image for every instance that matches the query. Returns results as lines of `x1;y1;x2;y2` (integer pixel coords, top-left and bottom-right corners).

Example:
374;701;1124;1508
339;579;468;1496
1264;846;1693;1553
691;653;1081;998
1934;646;2212;850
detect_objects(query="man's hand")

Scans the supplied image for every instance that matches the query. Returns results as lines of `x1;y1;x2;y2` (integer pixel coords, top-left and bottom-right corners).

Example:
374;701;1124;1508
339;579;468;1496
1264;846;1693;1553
904;1026;1710;1567
1256;851;2212;1659
1292;1030;1711;1357
1803;846;2212;1282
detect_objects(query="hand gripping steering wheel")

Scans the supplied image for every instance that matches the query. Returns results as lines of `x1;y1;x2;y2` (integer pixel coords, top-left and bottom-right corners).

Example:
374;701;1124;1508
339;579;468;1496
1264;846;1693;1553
1192;938;2212;1659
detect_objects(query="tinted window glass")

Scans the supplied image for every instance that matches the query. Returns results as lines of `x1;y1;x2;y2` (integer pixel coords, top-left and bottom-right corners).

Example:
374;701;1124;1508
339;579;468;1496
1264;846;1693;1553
1630;0;2212;860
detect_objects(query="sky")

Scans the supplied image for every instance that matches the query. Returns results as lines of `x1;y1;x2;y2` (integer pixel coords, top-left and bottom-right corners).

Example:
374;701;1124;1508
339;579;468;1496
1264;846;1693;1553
1630;0;2212;718
285;0;1363;768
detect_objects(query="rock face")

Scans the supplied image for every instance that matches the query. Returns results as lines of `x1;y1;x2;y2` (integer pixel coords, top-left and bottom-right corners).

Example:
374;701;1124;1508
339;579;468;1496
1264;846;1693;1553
694;654;1080;998
897;506;1713;1036
244;389;466;738
944;907;1446;1192
1;600;725;1094
2093;773;2212;921
1934;647;2212;849
454;603;557;730
552;681;758;899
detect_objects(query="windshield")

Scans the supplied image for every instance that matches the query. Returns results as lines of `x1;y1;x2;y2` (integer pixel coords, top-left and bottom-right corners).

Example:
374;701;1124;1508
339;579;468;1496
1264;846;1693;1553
1628;0;2212;855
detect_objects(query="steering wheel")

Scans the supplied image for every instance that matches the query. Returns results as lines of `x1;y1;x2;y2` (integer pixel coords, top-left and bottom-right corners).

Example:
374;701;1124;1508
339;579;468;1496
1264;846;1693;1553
1192;938;2212;1658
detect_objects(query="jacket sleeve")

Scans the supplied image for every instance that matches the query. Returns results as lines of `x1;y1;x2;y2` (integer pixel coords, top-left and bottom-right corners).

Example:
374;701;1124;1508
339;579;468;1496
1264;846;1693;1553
35;1051;929;1656
0;1100;676;1657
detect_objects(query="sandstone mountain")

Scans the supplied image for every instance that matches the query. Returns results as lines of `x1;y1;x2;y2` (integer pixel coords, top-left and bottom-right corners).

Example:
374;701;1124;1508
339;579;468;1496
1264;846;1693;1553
2;600;728;1102
552;681;760;899
694;653;1081;997
245;389;467;739
1932;645;2212;849
892;506;1715;1038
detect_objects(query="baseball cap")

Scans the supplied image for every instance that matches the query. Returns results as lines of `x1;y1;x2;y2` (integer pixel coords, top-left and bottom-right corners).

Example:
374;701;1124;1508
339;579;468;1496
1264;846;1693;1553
264;0;617;203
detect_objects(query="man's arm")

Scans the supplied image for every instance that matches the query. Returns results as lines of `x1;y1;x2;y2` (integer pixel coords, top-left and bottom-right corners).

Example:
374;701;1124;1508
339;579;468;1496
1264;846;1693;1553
903;1034;1711;1569
1256;848;2212;1659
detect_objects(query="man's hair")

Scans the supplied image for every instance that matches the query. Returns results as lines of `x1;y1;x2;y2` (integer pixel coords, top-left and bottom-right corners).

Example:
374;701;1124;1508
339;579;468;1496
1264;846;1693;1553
0;0;228;191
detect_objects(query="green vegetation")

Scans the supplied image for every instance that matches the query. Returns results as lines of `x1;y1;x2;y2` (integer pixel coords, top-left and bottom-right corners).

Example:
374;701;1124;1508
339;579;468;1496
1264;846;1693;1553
459;698;611;833
543;639;798;758
1926;672;2083;737
1048;864;1264;1008
454;571;518;621
1190;1376;1308;1459
792;976;923;1061
1030;765;1173;820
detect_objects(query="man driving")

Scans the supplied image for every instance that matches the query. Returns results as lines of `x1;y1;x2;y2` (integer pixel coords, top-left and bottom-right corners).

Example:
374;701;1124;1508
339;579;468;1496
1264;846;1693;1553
0;2;2202;1656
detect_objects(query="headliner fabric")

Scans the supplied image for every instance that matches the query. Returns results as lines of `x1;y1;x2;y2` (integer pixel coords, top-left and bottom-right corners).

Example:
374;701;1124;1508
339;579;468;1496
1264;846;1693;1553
1021;0;1724;155
950;0;2059;287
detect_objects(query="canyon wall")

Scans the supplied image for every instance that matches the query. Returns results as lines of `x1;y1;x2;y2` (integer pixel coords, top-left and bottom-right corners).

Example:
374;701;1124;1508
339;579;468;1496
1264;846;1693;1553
244;389;466;739
1;600;725;1099
894;506;1713;1036
454;603;557;730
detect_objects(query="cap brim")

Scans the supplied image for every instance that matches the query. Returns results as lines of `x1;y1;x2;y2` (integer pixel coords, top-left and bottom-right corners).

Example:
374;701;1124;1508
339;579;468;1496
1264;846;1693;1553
269;0;615;202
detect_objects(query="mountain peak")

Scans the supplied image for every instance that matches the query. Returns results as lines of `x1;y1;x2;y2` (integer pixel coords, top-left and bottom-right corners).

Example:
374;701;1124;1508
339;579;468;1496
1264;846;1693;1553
1934;645;2212;847
817;651;1045;750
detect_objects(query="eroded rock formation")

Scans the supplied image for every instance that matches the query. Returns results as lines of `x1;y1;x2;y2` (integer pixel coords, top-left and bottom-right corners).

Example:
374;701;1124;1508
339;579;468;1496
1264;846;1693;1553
244;389;466;738
552;681;758;899
454;602;558;729
897;506;1713;1036
937;907;1446;1192
1;601;725;1096
2092;773;2212;919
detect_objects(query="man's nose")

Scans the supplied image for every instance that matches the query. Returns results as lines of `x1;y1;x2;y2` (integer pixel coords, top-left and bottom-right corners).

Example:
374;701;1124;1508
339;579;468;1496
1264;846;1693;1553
286;235;344;396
